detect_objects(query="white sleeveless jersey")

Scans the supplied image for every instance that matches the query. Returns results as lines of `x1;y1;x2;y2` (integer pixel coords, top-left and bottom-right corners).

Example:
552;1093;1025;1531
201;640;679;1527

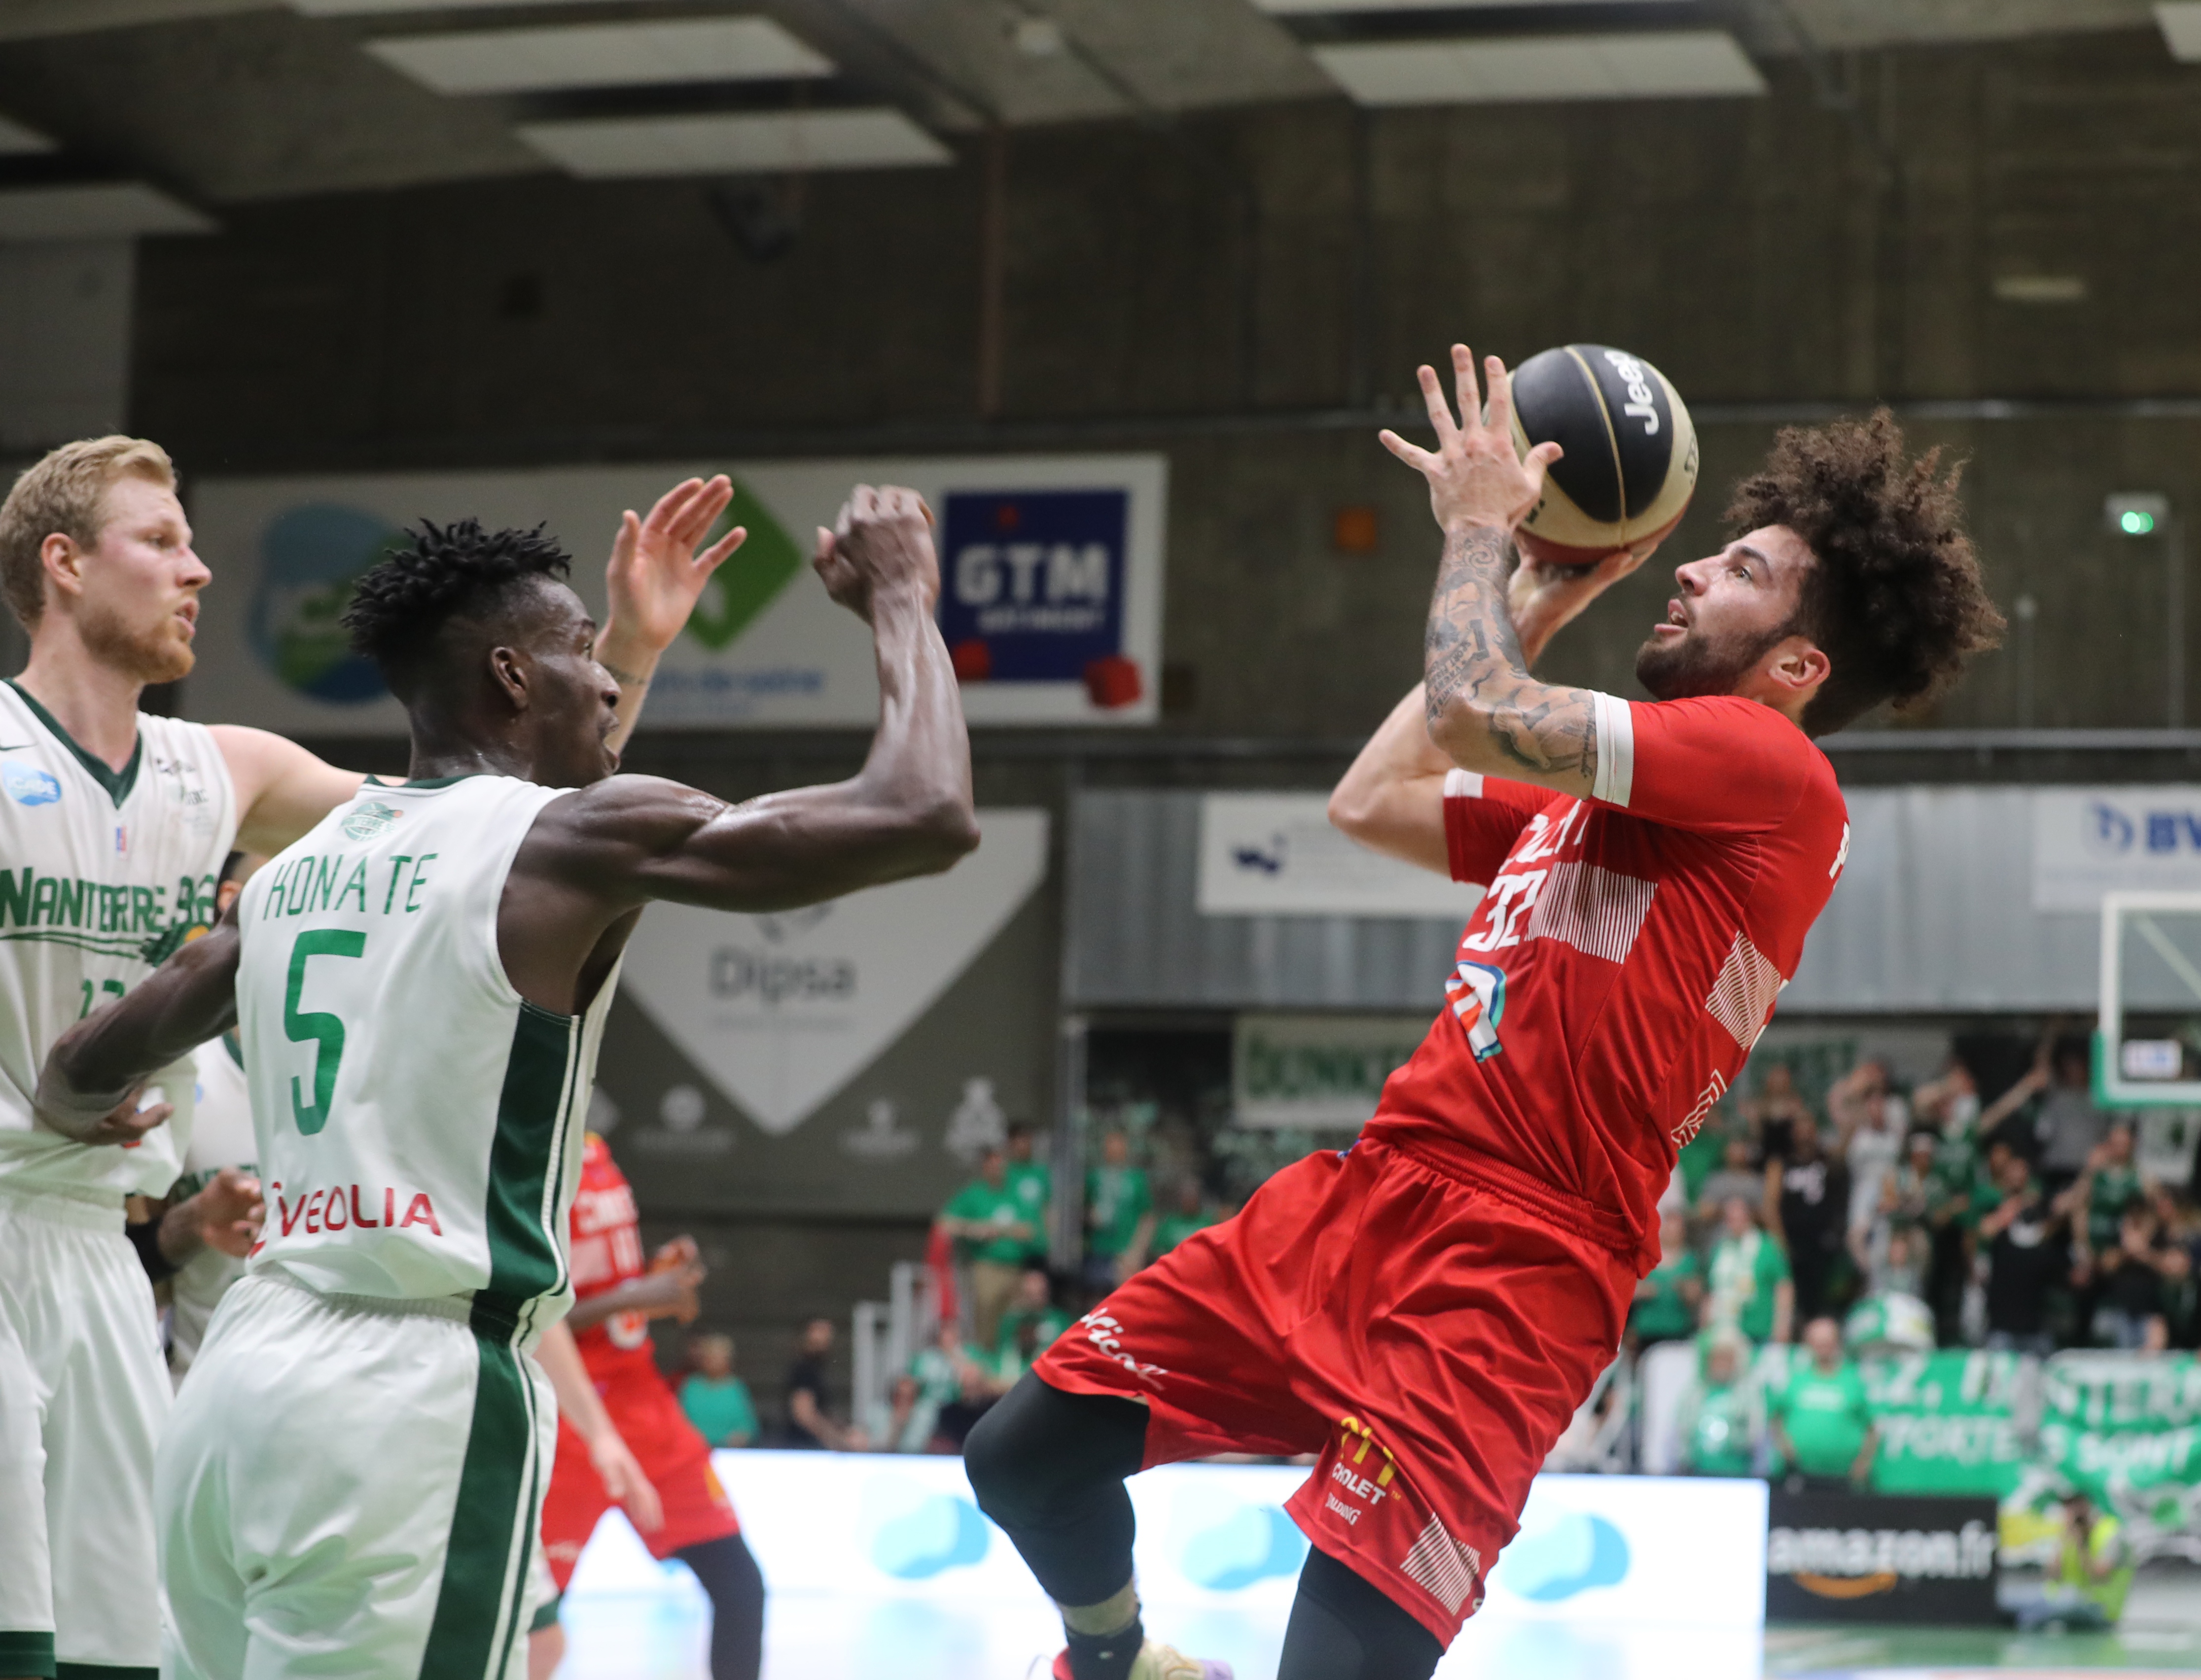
0;680;237;1201
169;1034;257;1377
235;775;613;1338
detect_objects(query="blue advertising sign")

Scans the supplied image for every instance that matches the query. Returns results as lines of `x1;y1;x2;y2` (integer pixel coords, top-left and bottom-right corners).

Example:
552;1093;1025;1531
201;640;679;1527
938;489;1128;683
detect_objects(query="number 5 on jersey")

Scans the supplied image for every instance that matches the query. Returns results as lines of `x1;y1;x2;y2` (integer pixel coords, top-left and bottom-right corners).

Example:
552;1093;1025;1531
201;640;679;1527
285;929;364;1135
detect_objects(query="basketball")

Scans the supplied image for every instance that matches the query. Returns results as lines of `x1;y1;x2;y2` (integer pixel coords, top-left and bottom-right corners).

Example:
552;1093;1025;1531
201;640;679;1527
1507;344;1699;567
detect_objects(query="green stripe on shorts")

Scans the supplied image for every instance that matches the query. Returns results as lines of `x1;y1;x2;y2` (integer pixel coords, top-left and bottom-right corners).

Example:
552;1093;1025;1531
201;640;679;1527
419;1332;532;1680
0;1632;55;1680
490;1365;545;1673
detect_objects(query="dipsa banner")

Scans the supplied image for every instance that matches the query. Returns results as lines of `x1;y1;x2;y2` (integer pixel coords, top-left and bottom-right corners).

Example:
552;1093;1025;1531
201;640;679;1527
2031;786;2201;910
1764;1489;1999;1624
182;455;1166;733
569;1454;1765;1631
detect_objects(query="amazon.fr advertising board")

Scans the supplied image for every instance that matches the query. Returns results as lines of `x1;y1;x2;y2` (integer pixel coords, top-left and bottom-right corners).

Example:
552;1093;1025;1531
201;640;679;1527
1764;1489;1999;1625
182;455;1167;732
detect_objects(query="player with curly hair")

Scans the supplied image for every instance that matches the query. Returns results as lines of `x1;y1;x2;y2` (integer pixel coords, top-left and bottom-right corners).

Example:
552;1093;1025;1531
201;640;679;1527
964;349;2003;1680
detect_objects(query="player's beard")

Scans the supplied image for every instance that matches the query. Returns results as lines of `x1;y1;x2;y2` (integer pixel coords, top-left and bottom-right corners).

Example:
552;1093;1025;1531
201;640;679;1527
80;596;195;685
1634;620;1788;701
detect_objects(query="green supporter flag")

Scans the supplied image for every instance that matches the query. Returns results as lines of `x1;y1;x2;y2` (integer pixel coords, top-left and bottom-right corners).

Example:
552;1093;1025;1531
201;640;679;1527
1864;1350;2029;1497
2033;1352;2201;1556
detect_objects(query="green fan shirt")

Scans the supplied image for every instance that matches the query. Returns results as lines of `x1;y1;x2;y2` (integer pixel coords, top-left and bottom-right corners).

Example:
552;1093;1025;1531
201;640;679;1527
1685;1379;1757;1477
1774;1360;1873;1478
679;1374;759;1448
1086;1165;1153;1259
944;1179;1031;1265
1633;1248;1703;1342
1005;1159;1052;1260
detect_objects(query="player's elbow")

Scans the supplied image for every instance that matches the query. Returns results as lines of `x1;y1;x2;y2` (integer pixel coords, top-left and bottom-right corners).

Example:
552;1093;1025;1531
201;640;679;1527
1326;779;1379;843
903;798;982;873
1423;695;1503;774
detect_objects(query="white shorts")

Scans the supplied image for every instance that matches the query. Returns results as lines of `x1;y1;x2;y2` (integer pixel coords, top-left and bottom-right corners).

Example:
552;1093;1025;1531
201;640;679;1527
0;1185;171;1676
159;1273;555;1680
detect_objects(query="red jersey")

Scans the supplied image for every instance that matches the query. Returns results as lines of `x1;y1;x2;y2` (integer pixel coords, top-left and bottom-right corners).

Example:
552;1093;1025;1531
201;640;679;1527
1369;693;1849;1269
567;1132;656;1376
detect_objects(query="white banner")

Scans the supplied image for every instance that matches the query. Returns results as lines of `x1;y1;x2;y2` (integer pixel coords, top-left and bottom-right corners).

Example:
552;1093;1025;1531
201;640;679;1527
1197;793;1483;918
183;455;1165;732
571;1453;1766;1629
617;810;1048;1135
1233;1012;1432;1129
2031;786;2201;911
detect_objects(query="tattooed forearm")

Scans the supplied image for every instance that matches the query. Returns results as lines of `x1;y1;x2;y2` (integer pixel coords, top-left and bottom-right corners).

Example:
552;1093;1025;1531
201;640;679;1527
1422;524;1600;790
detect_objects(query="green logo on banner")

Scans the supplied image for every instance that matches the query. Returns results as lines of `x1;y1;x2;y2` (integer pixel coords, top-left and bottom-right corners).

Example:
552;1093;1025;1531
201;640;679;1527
685;480;806;651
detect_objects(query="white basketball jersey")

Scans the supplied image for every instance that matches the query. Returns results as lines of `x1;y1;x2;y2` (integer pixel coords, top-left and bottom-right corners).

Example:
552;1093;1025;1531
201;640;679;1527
169;1034;257;1377
0;681;237;1201
235;775;613;1340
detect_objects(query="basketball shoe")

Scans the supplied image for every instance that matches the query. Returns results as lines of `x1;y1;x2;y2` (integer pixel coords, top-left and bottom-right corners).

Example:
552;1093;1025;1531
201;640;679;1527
1046;1641;1233;1680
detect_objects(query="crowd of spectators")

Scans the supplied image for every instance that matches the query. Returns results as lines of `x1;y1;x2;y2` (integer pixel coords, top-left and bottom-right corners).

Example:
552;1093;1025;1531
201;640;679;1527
670;1036;2199;1465
1641;1036;2201;1366
1633;1034;2201;1487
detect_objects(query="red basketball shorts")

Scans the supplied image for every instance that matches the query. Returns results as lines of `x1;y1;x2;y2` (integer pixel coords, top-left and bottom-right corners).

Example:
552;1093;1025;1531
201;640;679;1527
539;1359;741;1591
1032;1135;1633;1646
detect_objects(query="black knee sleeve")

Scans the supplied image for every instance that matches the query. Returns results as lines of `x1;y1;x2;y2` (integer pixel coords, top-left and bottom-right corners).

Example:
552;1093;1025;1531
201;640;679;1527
1276;1546;1444;1680
675;1533;766;1680
963;1373;1149;1608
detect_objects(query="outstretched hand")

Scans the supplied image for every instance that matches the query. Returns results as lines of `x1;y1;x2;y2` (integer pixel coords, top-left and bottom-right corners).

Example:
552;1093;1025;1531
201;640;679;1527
1380;345;1562;535
603;475;748;661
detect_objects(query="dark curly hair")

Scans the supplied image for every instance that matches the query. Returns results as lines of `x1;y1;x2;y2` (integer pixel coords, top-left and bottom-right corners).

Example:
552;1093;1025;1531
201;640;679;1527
1727;410;2004;736
341;519;571;696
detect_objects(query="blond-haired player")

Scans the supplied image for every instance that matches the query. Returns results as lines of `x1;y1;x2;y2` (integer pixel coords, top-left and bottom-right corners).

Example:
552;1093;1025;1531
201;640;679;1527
0;436;744;1680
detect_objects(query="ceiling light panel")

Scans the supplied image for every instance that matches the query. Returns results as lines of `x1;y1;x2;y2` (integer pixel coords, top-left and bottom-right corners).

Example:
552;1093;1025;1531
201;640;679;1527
2160;2;2201;60
0;183;215;241
366;18;834;96
1313;30;1765;105
518;109;951;177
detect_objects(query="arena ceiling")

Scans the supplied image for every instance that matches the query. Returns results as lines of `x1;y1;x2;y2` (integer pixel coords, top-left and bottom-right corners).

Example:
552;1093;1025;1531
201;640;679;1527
0;0;2186;215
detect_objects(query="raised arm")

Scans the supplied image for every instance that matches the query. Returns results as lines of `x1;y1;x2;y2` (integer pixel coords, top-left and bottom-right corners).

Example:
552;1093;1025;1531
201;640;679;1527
594;475;747;758
1331;532;1651;875
1382;346;1613;798
527;486;978;919
37;916;240;1143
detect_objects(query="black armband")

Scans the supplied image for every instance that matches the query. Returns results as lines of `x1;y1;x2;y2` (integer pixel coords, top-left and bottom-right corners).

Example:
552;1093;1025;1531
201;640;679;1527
128;1212;178;1284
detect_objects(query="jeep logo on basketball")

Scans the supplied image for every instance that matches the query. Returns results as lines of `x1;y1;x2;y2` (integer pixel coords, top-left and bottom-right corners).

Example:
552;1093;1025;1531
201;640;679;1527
1602;350;1661;436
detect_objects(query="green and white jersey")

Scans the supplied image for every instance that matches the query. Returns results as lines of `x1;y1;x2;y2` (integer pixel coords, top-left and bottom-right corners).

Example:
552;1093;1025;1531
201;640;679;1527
0;680;235;1203
235;775;612;1339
